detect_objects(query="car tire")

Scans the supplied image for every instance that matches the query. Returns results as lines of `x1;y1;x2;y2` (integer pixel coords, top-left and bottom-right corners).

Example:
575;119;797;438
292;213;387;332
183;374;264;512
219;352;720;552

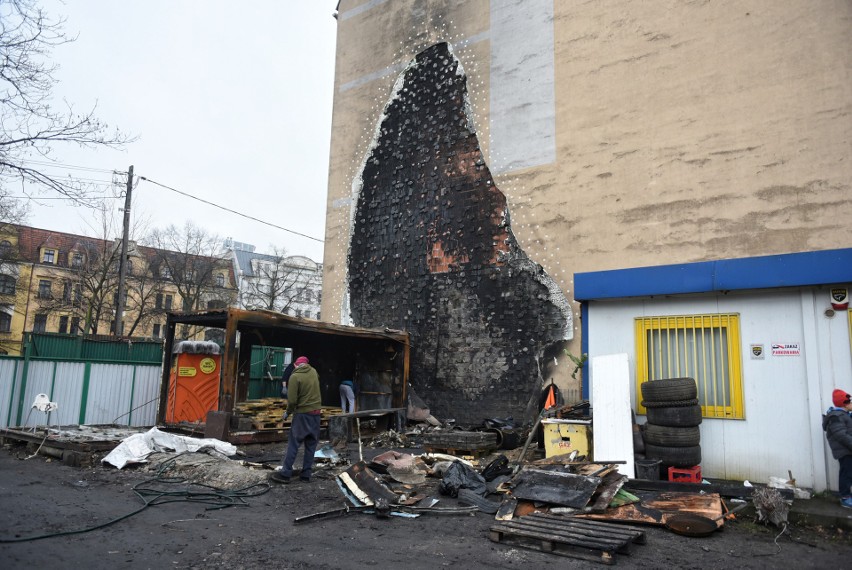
640;378;698;402
645;404;703;427
644;443;702;467
641;398;699;409
643;424;701;447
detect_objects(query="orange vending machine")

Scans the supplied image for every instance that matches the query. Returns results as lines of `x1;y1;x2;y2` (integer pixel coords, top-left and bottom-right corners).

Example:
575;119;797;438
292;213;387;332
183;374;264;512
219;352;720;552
165;341;221;424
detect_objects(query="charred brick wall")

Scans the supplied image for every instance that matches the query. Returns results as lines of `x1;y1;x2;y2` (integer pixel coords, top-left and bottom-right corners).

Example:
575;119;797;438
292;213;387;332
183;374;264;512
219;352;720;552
348;43;569;425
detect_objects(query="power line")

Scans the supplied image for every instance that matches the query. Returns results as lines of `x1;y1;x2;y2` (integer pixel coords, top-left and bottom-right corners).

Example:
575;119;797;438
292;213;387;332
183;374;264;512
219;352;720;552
139;176;324;243
18;158;123;175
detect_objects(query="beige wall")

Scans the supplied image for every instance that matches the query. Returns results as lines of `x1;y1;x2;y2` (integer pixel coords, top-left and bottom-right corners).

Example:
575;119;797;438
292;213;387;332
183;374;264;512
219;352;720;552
324;0;852;386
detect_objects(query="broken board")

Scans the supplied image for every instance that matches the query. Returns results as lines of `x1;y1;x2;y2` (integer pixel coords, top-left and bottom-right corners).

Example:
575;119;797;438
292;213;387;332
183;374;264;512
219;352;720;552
576;491;724;527
490;512;646;565
510;468;601;509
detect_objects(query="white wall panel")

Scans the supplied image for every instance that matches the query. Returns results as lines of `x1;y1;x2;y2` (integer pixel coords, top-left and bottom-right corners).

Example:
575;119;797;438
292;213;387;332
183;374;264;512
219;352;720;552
128;366;161;427
0;359;21;428
86;364;134;425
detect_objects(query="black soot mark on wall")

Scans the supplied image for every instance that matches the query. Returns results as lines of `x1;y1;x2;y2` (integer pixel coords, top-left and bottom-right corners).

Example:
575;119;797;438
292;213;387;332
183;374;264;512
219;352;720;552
348;43;569;425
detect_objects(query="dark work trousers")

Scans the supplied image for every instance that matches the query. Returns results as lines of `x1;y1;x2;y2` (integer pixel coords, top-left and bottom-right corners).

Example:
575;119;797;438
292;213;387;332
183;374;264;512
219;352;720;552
840;455;852;497
281;413;321;480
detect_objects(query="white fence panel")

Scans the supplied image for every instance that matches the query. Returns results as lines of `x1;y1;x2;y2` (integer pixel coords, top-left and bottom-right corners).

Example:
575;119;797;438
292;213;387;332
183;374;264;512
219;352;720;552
0;359;162;429
0;359;22;428
128;366;161;427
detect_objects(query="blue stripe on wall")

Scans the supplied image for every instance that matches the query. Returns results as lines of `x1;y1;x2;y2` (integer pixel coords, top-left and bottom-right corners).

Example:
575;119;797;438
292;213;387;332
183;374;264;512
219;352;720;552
575;248;852;300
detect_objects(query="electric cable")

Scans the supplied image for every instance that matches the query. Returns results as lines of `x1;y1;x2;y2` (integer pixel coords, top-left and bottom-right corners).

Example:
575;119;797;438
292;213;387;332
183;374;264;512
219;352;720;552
139;176;324;243
0;452;271;543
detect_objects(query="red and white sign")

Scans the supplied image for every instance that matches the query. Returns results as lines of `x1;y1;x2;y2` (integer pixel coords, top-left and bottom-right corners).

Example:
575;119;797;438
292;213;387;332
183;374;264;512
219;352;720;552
771;343;800;357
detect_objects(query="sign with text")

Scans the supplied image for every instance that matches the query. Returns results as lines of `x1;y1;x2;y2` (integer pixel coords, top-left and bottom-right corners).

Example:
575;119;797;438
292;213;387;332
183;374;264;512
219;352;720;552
771;343;800;357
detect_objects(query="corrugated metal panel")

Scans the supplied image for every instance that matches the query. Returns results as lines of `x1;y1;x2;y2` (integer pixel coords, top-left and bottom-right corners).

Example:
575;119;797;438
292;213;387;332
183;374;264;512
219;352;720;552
128;366;161;426
0;358;22;428
19;361;57;428
50;362;85;426
83;341;163;363
85;363;135;425
25;332;163;363
30;334;81;359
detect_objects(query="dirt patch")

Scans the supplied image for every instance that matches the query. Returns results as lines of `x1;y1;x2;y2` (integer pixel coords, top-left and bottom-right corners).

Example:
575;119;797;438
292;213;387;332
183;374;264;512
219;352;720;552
0;440;850;569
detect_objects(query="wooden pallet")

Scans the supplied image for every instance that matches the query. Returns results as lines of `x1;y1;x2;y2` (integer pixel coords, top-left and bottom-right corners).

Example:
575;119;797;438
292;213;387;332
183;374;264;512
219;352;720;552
490;513;646;565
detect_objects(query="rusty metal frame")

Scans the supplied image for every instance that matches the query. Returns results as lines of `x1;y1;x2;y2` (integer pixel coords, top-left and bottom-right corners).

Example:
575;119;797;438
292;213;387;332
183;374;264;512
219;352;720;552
157;308;410;431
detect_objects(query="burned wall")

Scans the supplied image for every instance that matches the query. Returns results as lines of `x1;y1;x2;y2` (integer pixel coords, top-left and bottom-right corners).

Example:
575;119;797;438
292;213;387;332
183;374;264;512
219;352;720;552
347;43;570;425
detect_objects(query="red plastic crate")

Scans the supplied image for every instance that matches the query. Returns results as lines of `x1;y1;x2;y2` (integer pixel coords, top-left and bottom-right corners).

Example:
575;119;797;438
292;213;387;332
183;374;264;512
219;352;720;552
668;465;701;483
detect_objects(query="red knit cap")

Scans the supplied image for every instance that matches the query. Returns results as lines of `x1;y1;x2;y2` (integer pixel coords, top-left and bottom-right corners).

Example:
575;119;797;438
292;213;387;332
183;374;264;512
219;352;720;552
833;389;851;407
294;356;309;366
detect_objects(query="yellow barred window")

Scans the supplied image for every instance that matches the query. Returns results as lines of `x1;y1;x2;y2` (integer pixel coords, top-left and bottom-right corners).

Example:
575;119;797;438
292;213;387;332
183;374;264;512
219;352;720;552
635;314;744;419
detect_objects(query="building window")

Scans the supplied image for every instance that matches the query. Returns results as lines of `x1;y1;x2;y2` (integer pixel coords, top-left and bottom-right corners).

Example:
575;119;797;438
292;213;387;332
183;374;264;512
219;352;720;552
70;317;80;335
71;253;83;268
42;249;56;264
63;281;72;302
58;315;69;334
315;312;321;320
165;294;173;310
153;323;161;338
216;273;225;287
635;314;744;419
33;314;47;333
38;279;52;299
295;309;302;317
0;274;14;295
0;240;11;257
0;312;11;332
317;291;322;304
155;293;163;309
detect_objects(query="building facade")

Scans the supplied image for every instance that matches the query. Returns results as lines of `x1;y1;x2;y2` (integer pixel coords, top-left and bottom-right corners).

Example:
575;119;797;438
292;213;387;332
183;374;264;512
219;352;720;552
321;0;852;479
0;224;237;354
225;241;323;320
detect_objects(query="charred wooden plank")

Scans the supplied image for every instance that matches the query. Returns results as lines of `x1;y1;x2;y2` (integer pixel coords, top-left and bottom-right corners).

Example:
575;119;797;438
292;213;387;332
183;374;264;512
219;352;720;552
510;467;601;508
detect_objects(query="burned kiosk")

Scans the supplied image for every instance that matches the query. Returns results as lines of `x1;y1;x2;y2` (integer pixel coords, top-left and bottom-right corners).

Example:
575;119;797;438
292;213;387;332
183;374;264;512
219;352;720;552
156;308;410;443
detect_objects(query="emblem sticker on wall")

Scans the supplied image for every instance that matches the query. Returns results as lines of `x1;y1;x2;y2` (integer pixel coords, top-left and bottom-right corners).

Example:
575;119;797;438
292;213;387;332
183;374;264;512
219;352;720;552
771;343;800;357
830;288;849;310
750;344;764;359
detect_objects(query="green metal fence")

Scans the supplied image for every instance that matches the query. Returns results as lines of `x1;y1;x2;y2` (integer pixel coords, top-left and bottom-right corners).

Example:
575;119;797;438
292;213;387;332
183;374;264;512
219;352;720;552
24;332;164;363
248;345;291;399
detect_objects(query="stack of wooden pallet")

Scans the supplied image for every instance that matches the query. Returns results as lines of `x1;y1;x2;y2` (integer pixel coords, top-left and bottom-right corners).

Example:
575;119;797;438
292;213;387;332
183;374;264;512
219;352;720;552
234;398;288;430
233;399;346;431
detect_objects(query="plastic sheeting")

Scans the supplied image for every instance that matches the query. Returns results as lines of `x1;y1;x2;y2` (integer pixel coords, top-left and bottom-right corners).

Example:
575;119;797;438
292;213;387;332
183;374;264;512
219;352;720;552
102;426;237;469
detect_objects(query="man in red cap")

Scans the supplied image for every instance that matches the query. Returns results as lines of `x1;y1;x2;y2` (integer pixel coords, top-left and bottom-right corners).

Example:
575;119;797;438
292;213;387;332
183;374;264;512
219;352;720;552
823;389;852;508
271;356;322;484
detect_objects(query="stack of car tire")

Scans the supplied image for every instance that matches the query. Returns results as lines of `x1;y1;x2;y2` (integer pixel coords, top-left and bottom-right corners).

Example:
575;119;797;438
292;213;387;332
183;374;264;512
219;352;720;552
641;378;702;474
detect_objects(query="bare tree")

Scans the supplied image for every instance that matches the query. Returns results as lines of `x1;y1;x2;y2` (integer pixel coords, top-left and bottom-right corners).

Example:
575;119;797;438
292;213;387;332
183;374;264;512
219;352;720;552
240;245;313;313
145;222;233;338
0;0;133;221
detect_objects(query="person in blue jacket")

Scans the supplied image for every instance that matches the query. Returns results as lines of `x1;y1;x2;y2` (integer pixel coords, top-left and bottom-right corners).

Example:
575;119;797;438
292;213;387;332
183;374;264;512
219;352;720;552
339;377;358;413
823;389;852;508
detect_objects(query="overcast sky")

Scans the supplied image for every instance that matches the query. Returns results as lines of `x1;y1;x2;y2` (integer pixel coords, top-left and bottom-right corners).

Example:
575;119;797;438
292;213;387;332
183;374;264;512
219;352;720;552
27;1;338;261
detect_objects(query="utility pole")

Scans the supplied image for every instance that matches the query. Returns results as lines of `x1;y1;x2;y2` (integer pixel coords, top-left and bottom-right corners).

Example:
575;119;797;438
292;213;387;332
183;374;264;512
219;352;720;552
115;165;133;336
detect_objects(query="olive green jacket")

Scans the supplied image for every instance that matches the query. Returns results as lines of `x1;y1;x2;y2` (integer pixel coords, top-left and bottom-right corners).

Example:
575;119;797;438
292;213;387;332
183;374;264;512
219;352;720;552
287;364;322;414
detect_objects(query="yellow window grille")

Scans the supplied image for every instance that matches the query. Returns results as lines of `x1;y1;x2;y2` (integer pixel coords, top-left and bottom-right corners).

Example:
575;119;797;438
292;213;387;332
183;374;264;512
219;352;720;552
635;314;744;419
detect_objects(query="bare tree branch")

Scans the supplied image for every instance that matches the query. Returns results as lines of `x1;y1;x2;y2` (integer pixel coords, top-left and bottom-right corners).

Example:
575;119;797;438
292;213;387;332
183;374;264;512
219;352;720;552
0;0;135;221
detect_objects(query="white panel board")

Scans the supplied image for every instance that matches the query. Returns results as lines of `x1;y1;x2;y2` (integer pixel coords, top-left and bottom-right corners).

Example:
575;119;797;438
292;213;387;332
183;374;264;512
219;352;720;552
128;366;161;427
591;353;634;477
0;358;21;428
